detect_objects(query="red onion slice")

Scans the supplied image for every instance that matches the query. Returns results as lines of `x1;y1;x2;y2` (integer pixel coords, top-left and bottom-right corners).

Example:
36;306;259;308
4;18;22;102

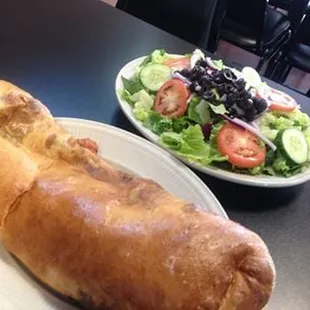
172;71;191;85
222;115;277;151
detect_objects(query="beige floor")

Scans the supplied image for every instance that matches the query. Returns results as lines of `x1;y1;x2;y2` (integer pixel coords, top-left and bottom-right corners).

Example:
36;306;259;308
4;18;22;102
103;0;309;95
104;0;117;5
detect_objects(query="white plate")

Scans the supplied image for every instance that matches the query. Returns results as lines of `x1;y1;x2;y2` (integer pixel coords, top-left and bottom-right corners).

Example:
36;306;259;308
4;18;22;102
0;117;226;310
115;56;310;188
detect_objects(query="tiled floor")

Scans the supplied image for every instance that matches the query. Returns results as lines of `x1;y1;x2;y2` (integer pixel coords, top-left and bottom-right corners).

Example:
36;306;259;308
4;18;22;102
103;0;310;95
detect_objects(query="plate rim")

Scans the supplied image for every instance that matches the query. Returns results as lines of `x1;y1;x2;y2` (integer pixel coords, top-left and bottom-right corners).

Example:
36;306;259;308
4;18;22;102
55;117;228;219
115;55;310;188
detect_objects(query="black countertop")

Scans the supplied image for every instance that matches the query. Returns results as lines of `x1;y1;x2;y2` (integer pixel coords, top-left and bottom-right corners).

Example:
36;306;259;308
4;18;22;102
0;0;309;309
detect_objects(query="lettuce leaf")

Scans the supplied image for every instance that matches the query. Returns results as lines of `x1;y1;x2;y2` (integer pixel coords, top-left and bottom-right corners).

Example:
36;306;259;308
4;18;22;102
195;100;211;124
271;155;304;177
172;117;193;133
303;127;310;160
151;49;168;63
144;112;173;134
119;89;135;106
187;96;211;125
259;110;310;142
121;76;144;95
134;108;151;122
160;124;227;165
131;90;154;122
138;49;168;68
212;59;225;70
131;90;154;109
209;103;228;115
274;109;310;129
187;96;202;124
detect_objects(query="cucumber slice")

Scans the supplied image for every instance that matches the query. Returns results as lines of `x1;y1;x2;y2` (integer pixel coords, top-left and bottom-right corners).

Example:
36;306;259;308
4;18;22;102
242;67;262;90
276;129;308;164
140;64;171;92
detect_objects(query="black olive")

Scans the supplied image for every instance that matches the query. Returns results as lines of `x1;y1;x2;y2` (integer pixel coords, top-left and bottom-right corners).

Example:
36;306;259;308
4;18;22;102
236;99;248;109
234;79;246;90
227;105;240;117
225;99;234;107
196;58;208;67
195;59;203;67
247;98;254;107
244;107;257;121
180;69;191;78
220;94;228;102
253;98;268;114
224;85;235;93
189;82;199;93
217;83;226;93
223;69;238;82
192;66;206;79
203;90;216;100
199;75;211;87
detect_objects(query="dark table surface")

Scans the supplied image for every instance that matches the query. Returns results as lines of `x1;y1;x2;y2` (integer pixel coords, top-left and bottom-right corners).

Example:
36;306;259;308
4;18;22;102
0;0;309;309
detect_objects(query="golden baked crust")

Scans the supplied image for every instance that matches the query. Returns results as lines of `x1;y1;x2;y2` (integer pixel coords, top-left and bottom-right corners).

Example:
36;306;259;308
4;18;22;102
0;81;275;310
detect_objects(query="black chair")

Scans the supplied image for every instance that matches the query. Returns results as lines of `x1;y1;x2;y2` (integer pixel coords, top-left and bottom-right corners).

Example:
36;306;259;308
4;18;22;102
208;0;228;53
220;0;291;72
265;0;310;78
274;11;310;96
116;0;227;53
269;0;293;10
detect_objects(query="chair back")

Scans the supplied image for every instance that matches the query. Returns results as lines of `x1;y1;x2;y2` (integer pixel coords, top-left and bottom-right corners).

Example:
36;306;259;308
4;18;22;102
287;0;309;37
208;0;228;53
116;0;222;51
294;11;310;46
225;0;268;49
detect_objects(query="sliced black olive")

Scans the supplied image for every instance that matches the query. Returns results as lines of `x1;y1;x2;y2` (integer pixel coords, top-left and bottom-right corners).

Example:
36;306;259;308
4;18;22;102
253;97;268;114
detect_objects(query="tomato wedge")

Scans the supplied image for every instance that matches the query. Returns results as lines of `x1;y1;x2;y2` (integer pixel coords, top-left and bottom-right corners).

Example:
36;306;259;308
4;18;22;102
258;86;297;112
154;79;189;118
217;123;266;168
163;57;190;70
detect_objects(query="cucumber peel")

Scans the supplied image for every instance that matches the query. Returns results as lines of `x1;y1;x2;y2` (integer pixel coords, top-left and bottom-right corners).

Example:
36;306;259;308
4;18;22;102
275;129;308;165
